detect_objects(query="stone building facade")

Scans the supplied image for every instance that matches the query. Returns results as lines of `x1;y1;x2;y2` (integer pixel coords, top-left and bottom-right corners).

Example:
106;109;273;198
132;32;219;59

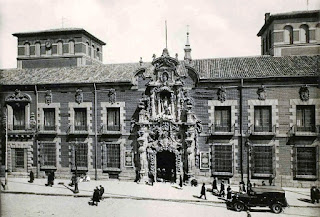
0;10;319;188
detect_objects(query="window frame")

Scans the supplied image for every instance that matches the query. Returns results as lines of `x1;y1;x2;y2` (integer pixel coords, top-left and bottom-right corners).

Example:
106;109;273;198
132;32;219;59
211;144;233;176
214;106;231;132
107;107;121;131
254;106;272;132
103;143;121;170
296;105;316;132
294;146;318;179
74;108;87;131
39;142;57;169
251;145;274;178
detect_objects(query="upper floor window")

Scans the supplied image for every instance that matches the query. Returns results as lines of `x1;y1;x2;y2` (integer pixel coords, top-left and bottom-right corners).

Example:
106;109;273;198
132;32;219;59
13;106;25;130
107;108;120;131
86;42;90;56
284;25;293;44
254;106;271;132
35;42;41;56
74;108;87;131
25;43;30;56
69;40;75;54
44;108;55;131
214;106;231;132
91;45;95;58
296;105;315;132
300;24;309;43
57;41;63;55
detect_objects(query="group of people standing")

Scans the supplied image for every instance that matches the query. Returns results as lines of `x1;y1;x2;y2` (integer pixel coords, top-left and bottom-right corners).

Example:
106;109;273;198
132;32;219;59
91;185;105;206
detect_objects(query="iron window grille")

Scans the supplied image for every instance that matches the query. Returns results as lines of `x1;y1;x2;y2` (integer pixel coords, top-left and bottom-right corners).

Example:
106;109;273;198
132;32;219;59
296;147;317;177
252;146;273;175
103;143;120;169
40;142;56;168
254;106;272;132
15;148;25;168
73;143;88;168
212;145;233;173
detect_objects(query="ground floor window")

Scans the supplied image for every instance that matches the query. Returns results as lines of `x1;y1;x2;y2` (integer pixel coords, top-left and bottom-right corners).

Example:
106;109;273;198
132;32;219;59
11;148;26;171
72;143;88;169
252;146;273;176
296;147;317;178
211;145;233;175
40;142;56;168
103;143;120;169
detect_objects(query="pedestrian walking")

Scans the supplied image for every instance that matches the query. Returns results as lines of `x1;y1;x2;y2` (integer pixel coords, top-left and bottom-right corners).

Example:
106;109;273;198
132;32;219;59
269;175;273;186
311;186;318;203
316;187;320;203
92;187;100;206
212;177;217;191
179;175;183;188
28;171;34;183
227;185;232;200
220;181;225;197
199;183;207;200
99;185;104;200
148;171;154;186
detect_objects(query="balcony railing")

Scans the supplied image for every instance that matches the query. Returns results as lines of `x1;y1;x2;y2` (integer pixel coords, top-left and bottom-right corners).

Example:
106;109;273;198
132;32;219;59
68;124;89;135
289;125;319;137
38;125;57;134
209;123;235;135
249;124;277;136
100;124;122;135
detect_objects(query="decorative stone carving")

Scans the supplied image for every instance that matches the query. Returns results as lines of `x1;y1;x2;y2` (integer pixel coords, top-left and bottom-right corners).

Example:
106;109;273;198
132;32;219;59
75;89;83;104
299;85;309;101
217;86;226;102
257;85;267;100
108;89;116;104
45;90;52;105
5;89;31;103
30;112;36;130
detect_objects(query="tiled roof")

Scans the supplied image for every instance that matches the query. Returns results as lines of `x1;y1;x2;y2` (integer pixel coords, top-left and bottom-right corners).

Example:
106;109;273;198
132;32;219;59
0;55;318;85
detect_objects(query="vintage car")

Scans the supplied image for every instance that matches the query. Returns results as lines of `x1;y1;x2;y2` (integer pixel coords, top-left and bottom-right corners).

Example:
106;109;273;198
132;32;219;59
226;186;288;214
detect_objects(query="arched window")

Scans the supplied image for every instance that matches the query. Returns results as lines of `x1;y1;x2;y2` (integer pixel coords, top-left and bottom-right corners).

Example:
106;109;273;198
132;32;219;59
284;25;293;44
300;24;309;43
57;41;63;55
35;42;41;56
86;42;90;56
25;43;30;56
69;40;75;54
91;45;95;58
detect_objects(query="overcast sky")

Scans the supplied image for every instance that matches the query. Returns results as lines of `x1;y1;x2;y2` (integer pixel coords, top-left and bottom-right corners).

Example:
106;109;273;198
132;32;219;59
0;0;319;69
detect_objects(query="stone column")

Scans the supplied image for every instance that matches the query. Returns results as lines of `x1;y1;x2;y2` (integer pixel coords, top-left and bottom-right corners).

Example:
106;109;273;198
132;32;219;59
176;90;181;121
137;126;149;182
151;90;156;118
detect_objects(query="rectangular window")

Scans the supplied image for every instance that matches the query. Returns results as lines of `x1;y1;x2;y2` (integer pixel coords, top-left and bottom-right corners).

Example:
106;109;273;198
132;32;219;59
296;105;315;132
74;143;88;168
15;148;25;168
40;142;56;167
252;146;273;175
254;106;271;132
13;106;25;130
212;145;232;174
44;108;55;131
296;147;317;177
214;106;231;132
74;108;87;131
107;108;120;131
105;144;120;168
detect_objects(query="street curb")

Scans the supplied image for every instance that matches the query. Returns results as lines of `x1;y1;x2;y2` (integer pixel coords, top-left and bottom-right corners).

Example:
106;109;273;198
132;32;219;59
2;190;320;208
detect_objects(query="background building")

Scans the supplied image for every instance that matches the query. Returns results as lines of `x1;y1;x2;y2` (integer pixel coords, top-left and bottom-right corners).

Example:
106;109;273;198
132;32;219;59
0;10;319;188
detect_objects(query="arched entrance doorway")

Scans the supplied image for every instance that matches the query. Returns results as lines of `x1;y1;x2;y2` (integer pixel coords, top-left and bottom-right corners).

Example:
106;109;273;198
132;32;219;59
156;151;176;182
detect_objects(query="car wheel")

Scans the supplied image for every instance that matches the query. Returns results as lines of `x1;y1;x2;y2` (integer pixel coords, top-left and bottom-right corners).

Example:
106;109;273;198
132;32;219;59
271;203;282;214
234;202;244;212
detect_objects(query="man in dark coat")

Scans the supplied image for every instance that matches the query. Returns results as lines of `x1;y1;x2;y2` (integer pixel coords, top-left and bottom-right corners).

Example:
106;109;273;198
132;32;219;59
28;171;34;183
199;183;207;200
227;185;232;200
179;175;183;188
212;177;217;191
220;181;225;197
92;187;100;206
99;185;104;200
311;186;317;203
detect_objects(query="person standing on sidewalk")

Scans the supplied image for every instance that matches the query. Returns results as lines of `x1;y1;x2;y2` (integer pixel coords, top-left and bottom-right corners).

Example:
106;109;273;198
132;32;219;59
92;187;100;206
199;183;207;200
28;171;34;183
99;185;104;200
227;185;232;200
220;181;225;197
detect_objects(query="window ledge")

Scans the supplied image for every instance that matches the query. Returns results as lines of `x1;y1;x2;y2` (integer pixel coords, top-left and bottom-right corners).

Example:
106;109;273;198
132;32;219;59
295;175;317;180
103;168;121;172
210;132;234;136
252;173;273;178
38;130;57;135
40;166;57;170
71;167;88;171
212;172;233;177
101;130;123;135
294;132;318;137
251;132;276;136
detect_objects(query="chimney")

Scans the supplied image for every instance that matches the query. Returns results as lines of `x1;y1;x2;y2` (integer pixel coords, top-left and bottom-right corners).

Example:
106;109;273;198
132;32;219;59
265;13;270;23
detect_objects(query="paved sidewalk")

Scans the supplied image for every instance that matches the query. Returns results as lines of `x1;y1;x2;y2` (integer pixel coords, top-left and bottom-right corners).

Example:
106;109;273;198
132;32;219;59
1;177;320;208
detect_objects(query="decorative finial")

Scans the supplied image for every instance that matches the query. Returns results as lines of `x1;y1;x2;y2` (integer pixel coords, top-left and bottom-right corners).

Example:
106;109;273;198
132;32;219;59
165;20;168;49
175;53;178;60
139;57;143;66
152;54;156;60
184;25;192;62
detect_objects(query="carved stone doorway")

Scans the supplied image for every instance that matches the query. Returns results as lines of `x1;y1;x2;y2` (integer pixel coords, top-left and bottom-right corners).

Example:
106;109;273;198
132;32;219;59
156;151;176;182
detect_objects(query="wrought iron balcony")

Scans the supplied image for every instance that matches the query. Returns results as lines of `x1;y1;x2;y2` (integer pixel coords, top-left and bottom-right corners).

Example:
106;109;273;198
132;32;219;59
248;124;277;136
68;124;89;135
100;124;122;135
38;124;57;134
289;125;319;137
209;123;235;136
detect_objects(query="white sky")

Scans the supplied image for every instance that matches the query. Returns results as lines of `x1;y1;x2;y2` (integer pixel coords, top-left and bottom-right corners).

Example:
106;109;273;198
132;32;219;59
0;0;319;69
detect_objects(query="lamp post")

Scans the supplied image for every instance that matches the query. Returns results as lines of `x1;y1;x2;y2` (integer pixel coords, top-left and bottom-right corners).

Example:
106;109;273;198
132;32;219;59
245;139;251;191
74;146;79;194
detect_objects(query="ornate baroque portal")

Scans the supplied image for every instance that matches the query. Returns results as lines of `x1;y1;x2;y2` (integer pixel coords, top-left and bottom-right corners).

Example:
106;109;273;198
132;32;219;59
135;48;201;181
